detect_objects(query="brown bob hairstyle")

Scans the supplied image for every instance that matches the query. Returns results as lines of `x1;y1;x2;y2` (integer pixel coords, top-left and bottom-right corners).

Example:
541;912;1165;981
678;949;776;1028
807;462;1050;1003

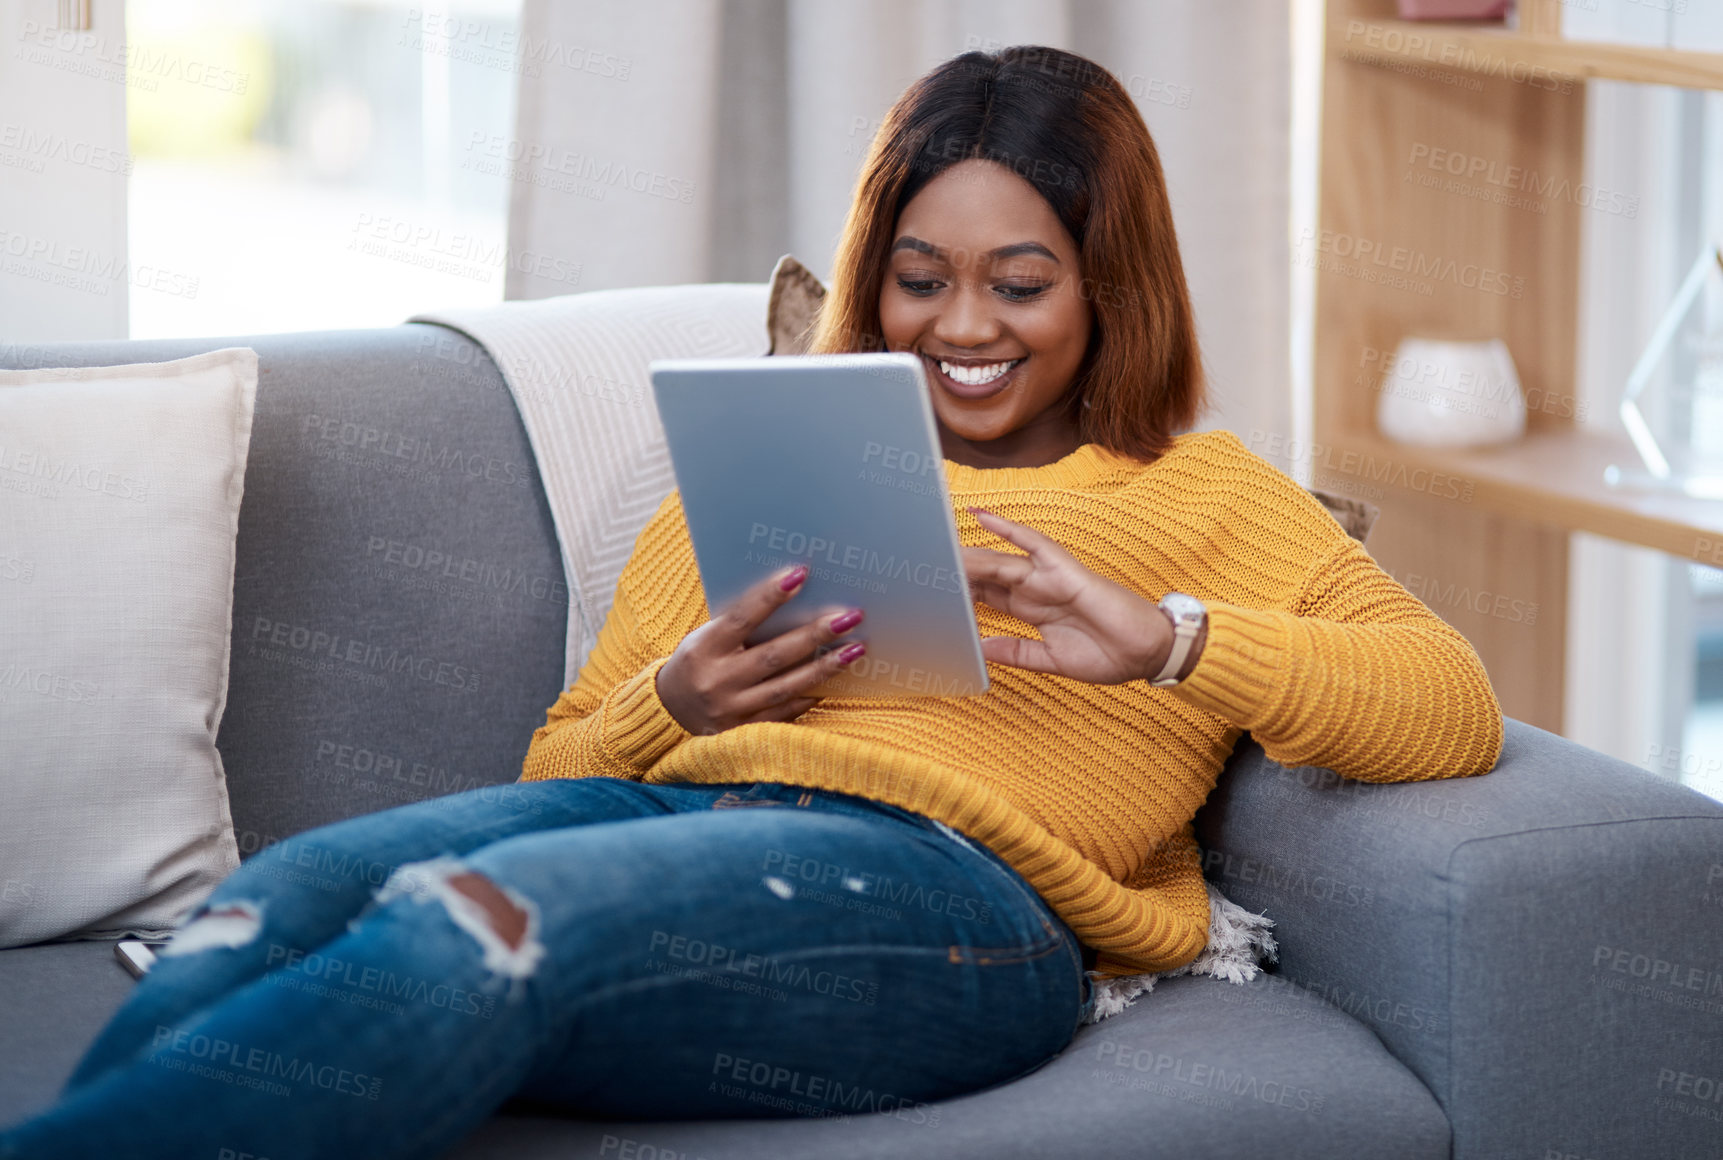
809;45;1205;463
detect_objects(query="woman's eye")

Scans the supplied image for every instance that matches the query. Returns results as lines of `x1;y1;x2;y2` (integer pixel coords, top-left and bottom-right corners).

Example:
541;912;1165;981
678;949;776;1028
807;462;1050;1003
997;283;1049;302
895;277;941;296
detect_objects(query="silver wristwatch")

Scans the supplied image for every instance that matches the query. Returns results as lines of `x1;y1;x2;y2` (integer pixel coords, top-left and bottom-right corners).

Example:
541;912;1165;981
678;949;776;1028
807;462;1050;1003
1148;592;1207;687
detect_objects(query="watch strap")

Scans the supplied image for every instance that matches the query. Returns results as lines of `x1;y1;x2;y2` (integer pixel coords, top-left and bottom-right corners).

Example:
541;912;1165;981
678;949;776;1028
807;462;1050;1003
1149;624;1198;686
1149;594;1206;687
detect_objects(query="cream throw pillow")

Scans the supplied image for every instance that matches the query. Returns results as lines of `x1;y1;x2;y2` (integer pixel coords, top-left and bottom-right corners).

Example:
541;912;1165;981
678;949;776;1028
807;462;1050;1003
0;348;256;947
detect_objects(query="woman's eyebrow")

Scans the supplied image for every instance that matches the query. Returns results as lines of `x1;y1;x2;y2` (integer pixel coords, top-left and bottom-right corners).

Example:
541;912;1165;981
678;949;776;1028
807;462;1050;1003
987;241;1059;262
890;236;942;257
889;236;1061;263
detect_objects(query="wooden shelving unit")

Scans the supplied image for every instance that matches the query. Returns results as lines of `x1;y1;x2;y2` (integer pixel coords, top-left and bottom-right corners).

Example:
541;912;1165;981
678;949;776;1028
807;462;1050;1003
1316;2;1723;731
1325;428;1723;558
1346;19;1723;89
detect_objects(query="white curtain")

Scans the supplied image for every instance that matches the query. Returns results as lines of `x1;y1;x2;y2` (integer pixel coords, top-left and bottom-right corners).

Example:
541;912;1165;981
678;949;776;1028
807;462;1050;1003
504;0;1292;439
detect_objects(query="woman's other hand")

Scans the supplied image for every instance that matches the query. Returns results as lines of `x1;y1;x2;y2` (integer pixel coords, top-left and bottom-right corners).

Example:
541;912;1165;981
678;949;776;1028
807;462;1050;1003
656;564;867;736
962;506;1180;685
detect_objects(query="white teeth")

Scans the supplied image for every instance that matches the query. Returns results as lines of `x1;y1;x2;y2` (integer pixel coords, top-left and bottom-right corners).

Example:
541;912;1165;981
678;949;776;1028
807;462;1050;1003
937;359;1019;387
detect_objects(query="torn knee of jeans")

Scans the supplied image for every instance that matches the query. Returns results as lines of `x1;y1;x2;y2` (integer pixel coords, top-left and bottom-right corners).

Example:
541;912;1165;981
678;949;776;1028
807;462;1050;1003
159;900;264;957
374;855;544;981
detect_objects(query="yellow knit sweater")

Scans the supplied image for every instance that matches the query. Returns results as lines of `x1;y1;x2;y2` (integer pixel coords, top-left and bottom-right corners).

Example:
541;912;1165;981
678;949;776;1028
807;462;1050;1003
519;430;1504;978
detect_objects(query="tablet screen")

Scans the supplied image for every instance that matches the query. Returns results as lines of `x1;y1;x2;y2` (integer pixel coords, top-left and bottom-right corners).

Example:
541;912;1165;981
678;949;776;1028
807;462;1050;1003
651;353;988;698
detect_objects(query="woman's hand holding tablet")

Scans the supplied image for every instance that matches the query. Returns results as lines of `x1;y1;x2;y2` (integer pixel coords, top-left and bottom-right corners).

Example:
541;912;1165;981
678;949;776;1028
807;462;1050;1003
656;500;1211;738
650;354;992;701
655;562;868;736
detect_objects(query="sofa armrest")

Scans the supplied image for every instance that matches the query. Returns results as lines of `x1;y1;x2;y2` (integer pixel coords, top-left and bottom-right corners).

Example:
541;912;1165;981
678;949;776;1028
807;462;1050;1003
1194;718;1723;1160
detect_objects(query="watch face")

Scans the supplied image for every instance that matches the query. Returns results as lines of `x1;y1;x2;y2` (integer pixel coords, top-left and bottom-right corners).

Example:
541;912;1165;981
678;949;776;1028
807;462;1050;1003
1161;592;1206;622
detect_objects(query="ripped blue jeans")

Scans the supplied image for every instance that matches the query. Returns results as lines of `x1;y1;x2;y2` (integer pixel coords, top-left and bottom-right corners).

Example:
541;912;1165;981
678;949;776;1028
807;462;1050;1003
0;777;1094;1160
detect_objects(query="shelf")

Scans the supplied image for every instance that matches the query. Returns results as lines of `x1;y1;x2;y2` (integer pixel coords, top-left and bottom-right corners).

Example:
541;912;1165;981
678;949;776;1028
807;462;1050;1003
1338;19;1723;91
1320;426;1723;561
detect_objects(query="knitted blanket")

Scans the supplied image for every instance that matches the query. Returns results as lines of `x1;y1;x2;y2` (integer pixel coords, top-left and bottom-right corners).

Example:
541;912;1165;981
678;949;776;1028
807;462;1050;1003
410;284;1275;1021
412;284;773;686
1084;882;1276;1022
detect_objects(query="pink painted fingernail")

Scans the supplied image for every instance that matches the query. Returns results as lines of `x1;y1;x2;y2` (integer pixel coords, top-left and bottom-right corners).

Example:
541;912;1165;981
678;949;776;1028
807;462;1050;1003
828;608;864;634
837;642;866;664
779;565;808;591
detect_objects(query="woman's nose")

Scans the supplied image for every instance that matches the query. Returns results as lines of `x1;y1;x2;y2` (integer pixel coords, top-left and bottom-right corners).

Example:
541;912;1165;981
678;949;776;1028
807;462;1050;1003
931;286;1002;349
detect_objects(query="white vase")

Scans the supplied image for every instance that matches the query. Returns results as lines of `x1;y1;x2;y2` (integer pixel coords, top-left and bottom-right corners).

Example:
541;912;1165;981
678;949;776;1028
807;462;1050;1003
1375;337;1526;448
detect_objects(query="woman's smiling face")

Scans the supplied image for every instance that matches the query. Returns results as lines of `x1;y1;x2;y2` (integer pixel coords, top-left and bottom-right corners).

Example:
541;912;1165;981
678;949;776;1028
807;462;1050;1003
879;158;1093;468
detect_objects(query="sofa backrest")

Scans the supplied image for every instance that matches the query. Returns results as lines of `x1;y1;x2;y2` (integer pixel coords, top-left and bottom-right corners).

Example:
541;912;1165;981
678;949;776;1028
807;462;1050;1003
1;326;567;851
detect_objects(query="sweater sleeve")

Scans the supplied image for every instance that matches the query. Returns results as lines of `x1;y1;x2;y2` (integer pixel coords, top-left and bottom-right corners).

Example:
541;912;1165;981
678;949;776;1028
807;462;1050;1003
1091;823;1213;978
519;493;704;783
1170;534;1505;783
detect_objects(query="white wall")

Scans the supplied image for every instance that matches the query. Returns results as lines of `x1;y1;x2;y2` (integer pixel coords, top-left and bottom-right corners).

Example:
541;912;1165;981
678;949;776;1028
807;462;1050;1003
0;0;130;343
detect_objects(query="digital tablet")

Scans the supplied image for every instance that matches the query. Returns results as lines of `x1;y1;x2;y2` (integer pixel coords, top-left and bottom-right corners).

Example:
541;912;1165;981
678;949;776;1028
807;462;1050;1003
649;353;989;699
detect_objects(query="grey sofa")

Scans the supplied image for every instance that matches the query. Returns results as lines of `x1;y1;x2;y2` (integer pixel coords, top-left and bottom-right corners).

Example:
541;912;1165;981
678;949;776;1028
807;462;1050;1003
3;319;1720;1160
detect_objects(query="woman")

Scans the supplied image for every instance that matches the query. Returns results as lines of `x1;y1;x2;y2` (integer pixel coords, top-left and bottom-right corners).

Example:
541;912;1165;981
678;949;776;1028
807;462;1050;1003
1;45;1502;1160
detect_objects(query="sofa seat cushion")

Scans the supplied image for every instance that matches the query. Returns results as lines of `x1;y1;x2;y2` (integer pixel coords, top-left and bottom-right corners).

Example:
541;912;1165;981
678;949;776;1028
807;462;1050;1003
454;972;1451;1159
0;941;138;1127
1;950;1449;1157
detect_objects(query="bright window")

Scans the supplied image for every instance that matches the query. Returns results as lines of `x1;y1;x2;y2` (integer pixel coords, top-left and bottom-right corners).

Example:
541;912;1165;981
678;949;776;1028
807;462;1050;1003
126;0;524;339
1573;82;1723;803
